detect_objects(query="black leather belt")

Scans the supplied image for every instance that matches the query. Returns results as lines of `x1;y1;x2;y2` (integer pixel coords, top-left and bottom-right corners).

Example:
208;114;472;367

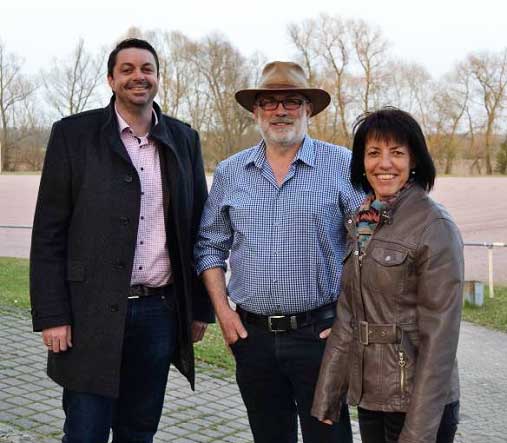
237;303;336;333
128;284;170;299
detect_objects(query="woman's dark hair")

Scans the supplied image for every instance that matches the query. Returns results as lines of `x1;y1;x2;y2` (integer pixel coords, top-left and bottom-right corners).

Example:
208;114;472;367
350;107;436;193
107;38;160;77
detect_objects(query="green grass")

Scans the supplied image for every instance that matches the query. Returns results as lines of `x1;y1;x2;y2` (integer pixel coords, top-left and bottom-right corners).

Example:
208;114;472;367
3;257;505;370
0;257;30;309
194;324;234;373
462;285;507;332
0;257;235;371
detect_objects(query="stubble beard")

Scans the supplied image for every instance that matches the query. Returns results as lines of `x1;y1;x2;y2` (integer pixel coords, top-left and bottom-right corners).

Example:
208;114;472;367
258;116;308;151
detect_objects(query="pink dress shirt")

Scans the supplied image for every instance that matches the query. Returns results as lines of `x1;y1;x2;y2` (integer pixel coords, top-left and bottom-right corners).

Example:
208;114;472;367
115;106;172;287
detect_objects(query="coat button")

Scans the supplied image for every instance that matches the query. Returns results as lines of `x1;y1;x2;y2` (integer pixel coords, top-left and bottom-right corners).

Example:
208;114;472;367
124;175;133;183
114;261;125;270
119;216;129;225
110;304;119;312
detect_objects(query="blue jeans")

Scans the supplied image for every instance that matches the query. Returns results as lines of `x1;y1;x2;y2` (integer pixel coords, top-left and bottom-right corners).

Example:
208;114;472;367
230;317;353;443
62;292;177;443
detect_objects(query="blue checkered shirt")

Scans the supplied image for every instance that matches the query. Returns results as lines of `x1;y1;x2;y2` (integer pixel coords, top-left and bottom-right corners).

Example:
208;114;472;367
194;136;365;315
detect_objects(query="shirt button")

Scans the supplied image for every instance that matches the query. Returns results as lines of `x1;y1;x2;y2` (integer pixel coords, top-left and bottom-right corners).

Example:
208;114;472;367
347;219;352;224
139;266;143;270
124;175;133;183
140;167;144;171
140;241;144;245
140;216;145;220
354;250;359;256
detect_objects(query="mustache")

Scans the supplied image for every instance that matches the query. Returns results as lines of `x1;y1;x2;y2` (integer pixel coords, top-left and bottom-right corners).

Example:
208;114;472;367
126;80;151;88
269;118;294;124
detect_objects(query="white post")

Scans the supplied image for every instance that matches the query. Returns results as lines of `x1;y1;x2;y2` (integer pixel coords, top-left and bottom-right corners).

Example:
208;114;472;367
488;246;494;298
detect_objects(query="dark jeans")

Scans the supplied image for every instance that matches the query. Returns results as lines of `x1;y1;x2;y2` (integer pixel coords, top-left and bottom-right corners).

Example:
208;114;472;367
358;401;460;443
62;292;178;443
230;317;353;443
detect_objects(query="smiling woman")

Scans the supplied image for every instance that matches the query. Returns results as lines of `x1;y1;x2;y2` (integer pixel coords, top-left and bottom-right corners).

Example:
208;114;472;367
312;107;464;443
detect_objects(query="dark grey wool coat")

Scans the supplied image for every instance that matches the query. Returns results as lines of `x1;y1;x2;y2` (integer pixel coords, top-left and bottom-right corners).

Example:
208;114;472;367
30;98;214;397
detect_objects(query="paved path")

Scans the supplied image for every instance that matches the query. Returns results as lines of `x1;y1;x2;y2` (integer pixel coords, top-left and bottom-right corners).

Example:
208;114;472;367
1;307;507;442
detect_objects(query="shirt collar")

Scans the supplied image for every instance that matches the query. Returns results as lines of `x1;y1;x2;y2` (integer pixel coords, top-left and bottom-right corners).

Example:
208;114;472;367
245;135;316;169
114;104;158;137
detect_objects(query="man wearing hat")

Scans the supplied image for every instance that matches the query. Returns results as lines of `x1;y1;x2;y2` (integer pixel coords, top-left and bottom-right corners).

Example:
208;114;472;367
194;61;363;442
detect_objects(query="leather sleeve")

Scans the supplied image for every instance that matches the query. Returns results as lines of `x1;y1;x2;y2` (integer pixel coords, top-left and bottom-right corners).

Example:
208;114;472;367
399;218;464;442
311;281;354;422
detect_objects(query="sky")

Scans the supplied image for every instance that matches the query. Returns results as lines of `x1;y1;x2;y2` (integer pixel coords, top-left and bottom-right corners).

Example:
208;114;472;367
1;0;507;80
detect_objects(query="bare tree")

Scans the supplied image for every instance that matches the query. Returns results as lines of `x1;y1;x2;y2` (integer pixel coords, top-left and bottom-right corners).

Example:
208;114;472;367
0;39;37;171
430;66;469;174
315;14;353;144
188;34;254;164
466;49;507;173
42;38;105;118
287;19;319;86
350;19;389;113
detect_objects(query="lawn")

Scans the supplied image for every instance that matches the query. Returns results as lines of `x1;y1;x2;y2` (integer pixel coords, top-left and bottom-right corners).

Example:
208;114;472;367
0;257;234;372
462;285;507;332
2;256;506;372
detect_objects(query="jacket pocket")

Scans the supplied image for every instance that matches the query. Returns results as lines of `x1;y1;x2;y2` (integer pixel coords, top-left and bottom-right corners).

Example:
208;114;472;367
370;247;408;266
66;261;86;282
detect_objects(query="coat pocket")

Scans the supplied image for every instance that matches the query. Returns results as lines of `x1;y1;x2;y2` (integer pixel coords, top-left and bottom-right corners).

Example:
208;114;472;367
66;261;86;282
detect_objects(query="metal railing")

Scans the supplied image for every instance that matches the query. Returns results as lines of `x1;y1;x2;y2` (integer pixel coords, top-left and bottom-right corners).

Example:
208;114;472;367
1;224;505;297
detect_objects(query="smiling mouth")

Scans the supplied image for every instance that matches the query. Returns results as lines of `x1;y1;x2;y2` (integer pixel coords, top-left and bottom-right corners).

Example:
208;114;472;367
375;174;397;180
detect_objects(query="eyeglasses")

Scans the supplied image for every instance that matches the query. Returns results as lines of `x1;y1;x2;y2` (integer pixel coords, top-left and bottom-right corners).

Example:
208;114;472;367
255;97;308;111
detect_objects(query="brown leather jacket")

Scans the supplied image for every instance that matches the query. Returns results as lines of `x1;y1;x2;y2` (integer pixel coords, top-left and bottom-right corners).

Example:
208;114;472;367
312;185;463;443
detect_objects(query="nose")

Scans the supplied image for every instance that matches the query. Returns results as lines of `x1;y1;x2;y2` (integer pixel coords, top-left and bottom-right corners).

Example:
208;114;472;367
274;102;288;115
378;152;392;169
132;68;145;80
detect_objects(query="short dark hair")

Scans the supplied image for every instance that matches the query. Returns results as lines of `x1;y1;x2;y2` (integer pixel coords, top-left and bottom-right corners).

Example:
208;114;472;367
107;38;160;77
350;107;436;193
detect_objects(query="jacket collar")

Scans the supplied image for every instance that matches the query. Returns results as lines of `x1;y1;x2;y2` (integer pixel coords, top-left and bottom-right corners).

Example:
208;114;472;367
101;96;178;164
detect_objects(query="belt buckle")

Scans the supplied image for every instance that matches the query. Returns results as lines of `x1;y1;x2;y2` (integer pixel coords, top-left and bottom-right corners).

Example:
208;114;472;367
268;315;286;332
359;320;369;345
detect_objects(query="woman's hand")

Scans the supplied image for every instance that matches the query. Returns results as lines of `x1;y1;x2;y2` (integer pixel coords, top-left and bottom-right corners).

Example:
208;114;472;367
320;419;334;425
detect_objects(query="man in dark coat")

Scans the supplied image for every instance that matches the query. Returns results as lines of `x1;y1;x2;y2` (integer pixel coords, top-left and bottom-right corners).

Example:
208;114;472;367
30;38;214;443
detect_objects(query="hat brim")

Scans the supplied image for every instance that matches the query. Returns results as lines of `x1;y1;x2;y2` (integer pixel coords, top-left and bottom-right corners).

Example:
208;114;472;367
235;88;331;117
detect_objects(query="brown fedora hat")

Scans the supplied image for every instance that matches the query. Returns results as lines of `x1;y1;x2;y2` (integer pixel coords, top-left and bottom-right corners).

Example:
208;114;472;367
235;61;331;117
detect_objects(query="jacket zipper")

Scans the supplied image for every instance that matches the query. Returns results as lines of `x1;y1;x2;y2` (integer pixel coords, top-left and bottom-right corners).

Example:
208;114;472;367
398;350;406;394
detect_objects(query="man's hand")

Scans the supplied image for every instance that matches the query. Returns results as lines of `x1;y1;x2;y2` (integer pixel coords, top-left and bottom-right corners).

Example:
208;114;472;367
319;328;332;339
321;419;334;425
217;307;248;346
42;325;72;353
191;321;208;343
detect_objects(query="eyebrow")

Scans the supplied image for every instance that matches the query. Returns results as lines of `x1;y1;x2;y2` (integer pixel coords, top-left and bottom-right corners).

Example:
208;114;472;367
118;62;155;69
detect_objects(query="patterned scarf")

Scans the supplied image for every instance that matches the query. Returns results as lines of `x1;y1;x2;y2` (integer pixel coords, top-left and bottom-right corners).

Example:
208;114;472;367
355;181;413;253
